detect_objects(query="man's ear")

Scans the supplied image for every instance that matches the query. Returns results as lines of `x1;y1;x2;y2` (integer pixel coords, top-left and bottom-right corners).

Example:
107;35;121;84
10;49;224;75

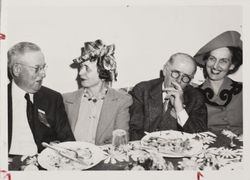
162;64;168;77
162;68;167;77
12;64;22;77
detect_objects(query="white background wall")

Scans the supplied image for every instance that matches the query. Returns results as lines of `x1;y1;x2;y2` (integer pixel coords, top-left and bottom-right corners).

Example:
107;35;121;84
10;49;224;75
1;0;250;179
4;2;242;93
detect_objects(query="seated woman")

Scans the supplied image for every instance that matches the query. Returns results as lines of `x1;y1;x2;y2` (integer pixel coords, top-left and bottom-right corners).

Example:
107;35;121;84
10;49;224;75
63;40;132;145
194;31;242;135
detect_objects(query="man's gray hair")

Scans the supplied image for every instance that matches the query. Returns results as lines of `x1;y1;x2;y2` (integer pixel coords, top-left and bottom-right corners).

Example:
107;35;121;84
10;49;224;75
7;42;41;68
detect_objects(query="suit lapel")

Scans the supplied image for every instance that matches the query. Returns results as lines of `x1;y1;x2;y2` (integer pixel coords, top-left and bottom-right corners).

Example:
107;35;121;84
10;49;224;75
33;89;45;148
95;89;117;143
66;89;84;131
147;80;164;131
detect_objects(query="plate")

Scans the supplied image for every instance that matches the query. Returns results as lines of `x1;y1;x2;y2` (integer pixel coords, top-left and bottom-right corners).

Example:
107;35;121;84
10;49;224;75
141;130;203;157
38;141;105;170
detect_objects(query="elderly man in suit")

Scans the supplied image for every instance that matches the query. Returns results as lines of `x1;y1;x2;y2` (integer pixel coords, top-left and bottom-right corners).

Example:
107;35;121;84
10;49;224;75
63;40;132;145
129;52;208;140
8;42;75;156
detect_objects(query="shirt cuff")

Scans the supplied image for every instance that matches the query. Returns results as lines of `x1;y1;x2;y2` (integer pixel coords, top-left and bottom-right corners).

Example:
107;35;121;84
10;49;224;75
177;109;189;127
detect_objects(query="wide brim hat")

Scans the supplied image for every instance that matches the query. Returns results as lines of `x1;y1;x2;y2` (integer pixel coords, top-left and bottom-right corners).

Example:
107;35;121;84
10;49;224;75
194;31;242;67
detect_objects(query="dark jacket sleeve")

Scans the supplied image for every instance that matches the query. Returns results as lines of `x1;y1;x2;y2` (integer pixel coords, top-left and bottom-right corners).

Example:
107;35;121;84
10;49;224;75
54;93;76;141
129;84;146;140
181;87;208;133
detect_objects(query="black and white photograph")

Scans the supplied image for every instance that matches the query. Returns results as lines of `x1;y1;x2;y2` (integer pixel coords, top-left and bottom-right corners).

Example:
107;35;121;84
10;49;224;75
0;0;249;180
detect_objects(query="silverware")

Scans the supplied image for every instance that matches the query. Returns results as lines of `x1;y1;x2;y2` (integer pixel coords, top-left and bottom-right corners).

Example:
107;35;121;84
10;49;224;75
50;142;79;158
41;142;87;165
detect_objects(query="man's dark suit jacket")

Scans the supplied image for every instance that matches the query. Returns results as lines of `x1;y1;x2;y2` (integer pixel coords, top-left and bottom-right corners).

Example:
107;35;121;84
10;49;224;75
8;83;75;153
129;78;208;140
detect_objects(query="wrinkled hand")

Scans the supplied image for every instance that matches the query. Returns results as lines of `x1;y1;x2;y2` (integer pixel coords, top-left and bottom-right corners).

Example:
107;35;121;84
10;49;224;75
164;81;184;113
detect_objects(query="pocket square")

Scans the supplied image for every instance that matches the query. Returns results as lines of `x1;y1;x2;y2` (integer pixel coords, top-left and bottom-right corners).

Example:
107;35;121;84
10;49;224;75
38;109;51;128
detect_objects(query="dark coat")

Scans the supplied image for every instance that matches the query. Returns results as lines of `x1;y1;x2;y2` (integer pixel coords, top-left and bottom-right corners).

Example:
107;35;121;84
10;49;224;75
8;83;75;153
198;77;242;135
129;78;208;140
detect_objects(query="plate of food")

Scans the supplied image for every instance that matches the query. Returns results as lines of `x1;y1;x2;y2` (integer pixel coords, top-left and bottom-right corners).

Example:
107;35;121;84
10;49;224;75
141;130;203;157
38;141;105;170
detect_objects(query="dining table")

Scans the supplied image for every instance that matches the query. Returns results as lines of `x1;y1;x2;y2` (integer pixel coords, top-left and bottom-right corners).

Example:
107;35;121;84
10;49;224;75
8;129;243;171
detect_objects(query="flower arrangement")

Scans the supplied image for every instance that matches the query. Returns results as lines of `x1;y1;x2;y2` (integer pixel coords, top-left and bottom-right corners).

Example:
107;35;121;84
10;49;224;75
177;130;243;171
101;142;174;170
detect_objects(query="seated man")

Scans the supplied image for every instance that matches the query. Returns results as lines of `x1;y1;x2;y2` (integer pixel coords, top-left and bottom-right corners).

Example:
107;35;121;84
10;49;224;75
8;42;75;156
129;53;208;140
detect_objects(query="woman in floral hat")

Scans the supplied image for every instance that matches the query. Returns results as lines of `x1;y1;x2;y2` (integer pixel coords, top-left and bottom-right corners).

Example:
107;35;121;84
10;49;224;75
63;40;132;145
194;31;242;135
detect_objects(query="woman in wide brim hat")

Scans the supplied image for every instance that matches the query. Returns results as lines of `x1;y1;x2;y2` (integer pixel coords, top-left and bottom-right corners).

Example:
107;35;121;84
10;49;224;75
63;40;132;145
194;31;242;135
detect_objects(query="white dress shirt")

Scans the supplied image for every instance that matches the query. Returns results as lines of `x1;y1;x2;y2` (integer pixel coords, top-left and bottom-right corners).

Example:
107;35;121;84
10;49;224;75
74;95;104;144
162;83;189;127
9;82;37;156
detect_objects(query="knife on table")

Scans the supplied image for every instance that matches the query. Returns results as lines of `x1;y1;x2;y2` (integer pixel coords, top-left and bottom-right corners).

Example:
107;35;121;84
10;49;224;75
41;142;87;165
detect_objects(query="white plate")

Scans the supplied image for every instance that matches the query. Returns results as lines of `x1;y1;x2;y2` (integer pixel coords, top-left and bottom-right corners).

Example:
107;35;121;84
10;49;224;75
141;130;203;157
38;141;105;170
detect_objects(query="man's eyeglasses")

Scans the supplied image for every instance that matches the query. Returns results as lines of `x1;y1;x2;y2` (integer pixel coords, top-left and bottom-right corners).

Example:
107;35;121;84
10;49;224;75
17;63;48;74
169;69;193;83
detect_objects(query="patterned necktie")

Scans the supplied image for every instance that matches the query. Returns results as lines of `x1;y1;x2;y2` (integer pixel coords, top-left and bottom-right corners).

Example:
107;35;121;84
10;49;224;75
160;98;177;130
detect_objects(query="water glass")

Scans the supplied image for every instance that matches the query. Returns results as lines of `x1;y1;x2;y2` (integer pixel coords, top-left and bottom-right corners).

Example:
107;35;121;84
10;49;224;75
112;129;128;147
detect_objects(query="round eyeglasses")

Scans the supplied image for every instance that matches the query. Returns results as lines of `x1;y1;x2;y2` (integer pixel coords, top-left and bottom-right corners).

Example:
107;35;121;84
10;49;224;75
169;70;193;83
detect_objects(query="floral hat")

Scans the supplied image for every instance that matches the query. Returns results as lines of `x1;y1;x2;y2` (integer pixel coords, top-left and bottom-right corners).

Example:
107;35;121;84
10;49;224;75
71;39;117;81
